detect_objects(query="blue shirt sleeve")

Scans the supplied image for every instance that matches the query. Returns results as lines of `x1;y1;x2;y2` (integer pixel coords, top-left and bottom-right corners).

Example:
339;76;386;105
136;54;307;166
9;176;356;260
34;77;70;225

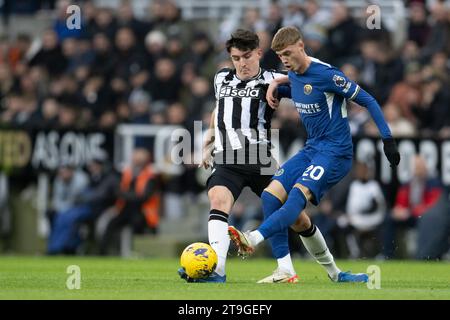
277;84;292;99
323;68;360;100
324;68;392;139
352;88;392;139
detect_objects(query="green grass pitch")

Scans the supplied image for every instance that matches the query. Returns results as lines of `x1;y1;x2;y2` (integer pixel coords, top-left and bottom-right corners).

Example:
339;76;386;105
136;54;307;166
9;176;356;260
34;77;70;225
0;256;449;300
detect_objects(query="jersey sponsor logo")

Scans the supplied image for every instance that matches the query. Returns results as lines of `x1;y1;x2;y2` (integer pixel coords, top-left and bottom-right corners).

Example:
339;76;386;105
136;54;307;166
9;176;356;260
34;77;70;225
294;102;321;114
219;86;261;99
333;74;347;88
304;84;313;95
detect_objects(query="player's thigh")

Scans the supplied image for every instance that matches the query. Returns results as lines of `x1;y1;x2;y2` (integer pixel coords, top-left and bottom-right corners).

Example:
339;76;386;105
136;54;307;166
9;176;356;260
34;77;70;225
295;153;352;206
247;171;273;198
206;166;245;213
271;150;312;198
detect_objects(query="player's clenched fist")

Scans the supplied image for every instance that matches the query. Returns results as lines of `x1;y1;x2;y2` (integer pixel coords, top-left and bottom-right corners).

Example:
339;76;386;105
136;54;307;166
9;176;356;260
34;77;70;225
266;82;280;109
383;138;401;167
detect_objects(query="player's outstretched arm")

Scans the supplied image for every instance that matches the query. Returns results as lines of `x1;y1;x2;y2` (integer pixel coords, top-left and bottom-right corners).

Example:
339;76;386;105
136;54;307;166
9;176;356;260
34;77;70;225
352;89;401;167
266;75;289;109
327;69;400;167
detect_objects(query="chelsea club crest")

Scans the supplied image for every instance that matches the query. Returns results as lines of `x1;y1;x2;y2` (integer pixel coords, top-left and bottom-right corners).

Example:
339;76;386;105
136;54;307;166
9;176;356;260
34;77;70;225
304;84;312;95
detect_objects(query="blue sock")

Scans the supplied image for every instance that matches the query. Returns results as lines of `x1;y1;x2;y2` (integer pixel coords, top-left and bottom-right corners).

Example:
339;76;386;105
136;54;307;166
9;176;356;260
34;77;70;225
261;191;290;259
259;187;307;239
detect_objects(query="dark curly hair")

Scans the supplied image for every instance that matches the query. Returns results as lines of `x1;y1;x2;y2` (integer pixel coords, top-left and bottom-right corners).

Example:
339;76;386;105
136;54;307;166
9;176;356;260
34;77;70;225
225;29;259;53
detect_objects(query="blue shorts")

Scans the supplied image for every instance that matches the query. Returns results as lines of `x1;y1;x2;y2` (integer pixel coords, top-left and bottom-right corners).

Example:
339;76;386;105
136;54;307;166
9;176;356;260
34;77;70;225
272;146;352;205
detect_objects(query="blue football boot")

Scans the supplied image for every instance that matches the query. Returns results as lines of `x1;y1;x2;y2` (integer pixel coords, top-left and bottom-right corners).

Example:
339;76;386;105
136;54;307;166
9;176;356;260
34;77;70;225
194;272;226;283
178;268;226;283
335;271;369;283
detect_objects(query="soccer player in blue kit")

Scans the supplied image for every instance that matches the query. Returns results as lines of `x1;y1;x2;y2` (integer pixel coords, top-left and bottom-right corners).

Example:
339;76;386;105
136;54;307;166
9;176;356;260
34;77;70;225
229;26;400;283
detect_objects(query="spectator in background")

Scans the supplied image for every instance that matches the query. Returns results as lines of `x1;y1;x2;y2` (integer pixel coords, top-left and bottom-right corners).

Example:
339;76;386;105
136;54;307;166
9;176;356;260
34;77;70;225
301;0;331;39
282;3;304;29
91;32;115;77
154;0;194;46
326;0;361;66
186;76;214;122
266;2;284;37
47;158;118;254
1;89;38;127
57;102;79;128
100;148;160;255
53;0;83;41
128;88;151;124
346;161;386;258
373;42;405;105
420;1;450;62
357;4;391;46
188;31;215;78
146;57;181;103
113;27;147;82
5;33;32;70
356;38;380;92
401;40;421;66
407;1;430;48
387;62;423;124
36;97;59;128
61;37;94;74
47;164;89;234
303;29;328;61
429;51;449;83
116;0;152;46
257;30;281;70
383;103;416;137
29;29;67;77
144;30;167;73
382;155;444;259
413;76;450;137
80;74;113;123
90;7;117;41
241;7;267;33
166;36;186;67
79;1;98;38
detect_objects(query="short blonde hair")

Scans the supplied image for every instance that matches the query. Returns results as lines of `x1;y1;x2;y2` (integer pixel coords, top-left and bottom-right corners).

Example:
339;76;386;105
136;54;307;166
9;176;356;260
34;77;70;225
271;26;304;52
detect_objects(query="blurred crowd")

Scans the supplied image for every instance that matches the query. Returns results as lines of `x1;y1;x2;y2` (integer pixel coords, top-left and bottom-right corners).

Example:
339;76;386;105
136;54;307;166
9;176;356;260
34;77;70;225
0;0;449;259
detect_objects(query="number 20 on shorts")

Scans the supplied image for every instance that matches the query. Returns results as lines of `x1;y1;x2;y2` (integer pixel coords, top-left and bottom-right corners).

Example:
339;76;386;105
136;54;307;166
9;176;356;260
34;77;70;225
302;165;325;180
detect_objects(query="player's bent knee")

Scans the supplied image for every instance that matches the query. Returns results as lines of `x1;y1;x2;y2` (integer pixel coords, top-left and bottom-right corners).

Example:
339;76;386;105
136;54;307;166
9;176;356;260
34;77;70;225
264;180;288;203
293;183;313;201
208;187;234;212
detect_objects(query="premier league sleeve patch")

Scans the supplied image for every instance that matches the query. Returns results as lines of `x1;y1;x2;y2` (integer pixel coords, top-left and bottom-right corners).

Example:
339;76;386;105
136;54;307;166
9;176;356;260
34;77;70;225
333;74;347;88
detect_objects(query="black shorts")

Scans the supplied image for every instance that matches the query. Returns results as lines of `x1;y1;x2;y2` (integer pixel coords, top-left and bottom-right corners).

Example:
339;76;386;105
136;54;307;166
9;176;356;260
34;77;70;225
206;164;273;201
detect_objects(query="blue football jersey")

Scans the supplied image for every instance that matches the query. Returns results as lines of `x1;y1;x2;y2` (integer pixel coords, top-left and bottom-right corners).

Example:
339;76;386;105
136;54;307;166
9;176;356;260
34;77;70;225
287;57;361;157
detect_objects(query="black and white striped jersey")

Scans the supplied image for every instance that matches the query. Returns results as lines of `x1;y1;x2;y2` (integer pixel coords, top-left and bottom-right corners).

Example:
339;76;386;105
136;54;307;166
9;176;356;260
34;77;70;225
213;67;286;165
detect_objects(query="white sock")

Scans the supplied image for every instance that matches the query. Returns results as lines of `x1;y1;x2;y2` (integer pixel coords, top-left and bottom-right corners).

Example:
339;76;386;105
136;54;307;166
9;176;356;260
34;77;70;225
249;230;265;247
300;225;341;281
277;253;296;275
208;213;230;277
